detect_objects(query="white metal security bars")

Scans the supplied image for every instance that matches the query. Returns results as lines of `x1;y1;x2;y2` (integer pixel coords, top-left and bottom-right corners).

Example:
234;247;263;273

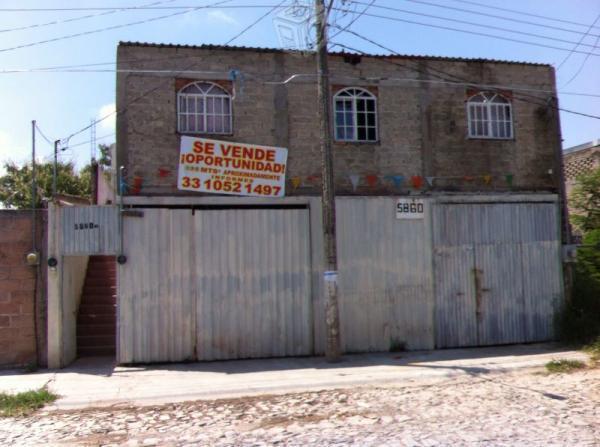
177;81;232;134
467;92;513;139
334;87;377;142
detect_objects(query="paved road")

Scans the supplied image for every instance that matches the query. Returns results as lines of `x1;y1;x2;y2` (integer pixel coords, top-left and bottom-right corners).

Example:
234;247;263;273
1;367;599;446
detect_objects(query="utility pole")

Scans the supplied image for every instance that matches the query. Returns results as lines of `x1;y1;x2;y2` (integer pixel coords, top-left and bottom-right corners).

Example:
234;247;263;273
315;0;341;361
53;140;59;197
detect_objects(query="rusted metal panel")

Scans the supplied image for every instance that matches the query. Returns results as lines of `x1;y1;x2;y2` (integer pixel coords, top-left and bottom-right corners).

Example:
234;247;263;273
194;208;312;361
336;197;435;352
118;209;195;363
433;201;563;348
61;206;119;255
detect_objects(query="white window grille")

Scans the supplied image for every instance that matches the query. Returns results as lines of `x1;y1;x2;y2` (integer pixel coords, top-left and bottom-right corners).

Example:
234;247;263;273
334;87;378;142
177;82;232;134
467;92;513;139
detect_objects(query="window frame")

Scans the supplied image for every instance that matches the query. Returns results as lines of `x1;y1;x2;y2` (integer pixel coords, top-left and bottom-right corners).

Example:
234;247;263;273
466;91;513;140
333;87;378;143
177;81;233;135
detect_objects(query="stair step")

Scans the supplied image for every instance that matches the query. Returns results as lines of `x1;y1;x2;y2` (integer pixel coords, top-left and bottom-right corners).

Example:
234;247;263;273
77;335;115;347
85;277;116;286
77;324;116;336
77;346;116;357
79;304;116;315
78;314;115;325
79;295;117;312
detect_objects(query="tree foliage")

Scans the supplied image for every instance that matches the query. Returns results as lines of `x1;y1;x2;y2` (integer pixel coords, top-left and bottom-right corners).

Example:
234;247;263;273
570;167;600;233
0;161;91;209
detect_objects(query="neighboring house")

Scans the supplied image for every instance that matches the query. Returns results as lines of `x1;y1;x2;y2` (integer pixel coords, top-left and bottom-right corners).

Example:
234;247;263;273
45;42;568;367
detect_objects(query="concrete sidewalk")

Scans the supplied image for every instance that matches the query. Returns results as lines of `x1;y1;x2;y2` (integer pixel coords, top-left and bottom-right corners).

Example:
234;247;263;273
0;343;589;410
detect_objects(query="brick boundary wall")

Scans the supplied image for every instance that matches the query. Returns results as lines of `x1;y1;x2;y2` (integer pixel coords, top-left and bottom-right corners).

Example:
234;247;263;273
0;210;47;368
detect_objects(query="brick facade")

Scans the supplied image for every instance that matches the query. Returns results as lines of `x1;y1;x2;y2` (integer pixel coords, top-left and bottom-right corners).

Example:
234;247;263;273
116;43;562;196
0;211;45;368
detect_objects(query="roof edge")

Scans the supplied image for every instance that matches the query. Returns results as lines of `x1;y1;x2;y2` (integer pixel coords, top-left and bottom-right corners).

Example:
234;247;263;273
118;41;550;67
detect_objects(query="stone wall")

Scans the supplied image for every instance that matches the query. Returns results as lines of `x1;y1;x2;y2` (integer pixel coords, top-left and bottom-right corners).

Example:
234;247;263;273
116;43;562;197
0;211;45;368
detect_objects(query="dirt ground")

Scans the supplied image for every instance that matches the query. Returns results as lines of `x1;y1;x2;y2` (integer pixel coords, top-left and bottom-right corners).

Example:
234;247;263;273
1;366;599;446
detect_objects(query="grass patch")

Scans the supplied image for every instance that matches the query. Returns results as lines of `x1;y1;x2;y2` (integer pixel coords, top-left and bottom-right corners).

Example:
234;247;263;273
545;359;587;374
583;337;600;363
0;387;58;417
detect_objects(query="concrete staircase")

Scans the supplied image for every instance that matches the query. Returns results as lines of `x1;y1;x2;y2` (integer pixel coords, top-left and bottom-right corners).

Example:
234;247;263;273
77;256;116;357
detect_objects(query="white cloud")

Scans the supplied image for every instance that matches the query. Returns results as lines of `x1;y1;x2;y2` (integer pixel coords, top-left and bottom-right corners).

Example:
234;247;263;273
97;103;116;135
207;10;238;25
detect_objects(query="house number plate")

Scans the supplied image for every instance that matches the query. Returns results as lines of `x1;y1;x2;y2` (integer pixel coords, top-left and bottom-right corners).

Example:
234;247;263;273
396;198;425;219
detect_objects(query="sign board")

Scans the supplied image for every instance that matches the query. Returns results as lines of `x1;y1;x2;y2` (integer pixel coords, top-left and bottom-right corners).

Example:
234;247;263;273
396;198;425;219
178;136;288;198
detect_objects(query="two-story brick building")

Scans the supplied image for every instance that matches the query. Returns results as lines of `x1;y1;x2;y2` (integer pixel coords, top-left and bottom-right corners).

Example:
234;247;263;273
46;42;566;366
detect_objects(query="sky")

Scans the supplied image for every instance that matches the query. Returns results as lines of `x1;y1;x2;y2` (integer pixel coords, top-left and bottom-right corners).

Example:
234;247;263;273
0;0;599;175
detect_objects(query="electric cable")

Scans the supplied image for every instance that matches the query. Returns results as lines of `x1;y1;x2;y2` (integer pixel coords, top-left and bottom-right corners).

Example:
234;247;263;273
346;1;600;50
60;0;289;144
0;0;234;53
328;5;600;57
556;13;600;71
0;0;180;34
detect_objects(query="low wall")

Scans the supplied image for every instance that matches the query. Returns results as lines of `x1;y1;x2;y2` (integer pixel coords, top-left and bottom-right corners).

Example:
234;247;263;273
0;210;46;368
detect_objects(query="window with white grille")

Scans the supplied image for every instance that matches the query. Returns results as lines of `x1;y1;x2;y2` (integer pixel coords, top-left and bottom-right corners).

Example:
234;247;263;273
334;87;378;142
467;92;513;139
177;82;232;134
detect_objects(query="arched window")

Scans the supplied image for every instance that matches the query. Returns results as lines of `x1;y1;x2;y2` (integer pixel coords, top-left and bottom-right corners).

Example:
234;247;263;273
334;87;378;142
177;82;232;134
467;92;513;139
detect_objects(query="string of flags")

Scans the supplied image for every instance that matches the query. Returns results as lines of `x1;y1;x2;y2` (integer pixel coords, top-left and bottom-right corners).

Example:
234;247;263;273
288;173;517;191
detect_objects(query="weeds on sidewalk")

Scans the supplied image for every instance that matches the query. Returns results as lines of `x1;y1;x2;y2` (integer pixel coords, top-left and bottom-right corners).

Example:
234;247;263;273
0;387;58;417
545;359;586;374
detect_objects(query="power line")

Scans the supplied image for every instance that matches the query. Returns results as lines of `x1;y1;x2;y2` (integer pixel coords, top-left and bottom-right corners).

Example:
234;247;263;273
61;0;289;144
397;0;600;39
329;0;375;40
556;13;600;71
347;1;600;50
0;0;234;53
225;0;287;44
10;64;600;99
331;30;600;121
65;133;115;150
0;4;285;12
0;0;180;34
330;5;600;57
34;124;55;146
562;28;600;88
445;0;600;32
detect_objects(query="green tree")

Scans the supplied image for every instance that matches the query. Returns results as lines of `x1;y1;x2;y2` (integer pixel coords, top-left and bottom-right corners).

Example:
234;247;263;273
0;161;91;209
570;167;600;233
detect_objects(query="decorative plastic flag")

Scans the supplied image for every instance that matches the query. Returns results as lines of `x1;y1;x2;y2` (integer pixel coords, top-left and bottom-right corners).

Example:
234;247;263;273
425;176;435;186
505;174;514;186
290;177;302;190
306;174;321;184
483;174;492;185
463;175;475;182
158;167;171;178
411;175;424;189
131;176;143;195
390;175;404;188
365;174;378;188
349;174;360;191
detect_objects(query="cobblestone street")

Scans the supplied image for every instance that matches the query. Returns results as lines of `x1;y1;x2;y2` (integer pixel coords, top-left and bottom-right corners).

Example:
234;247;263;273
1;366;598;446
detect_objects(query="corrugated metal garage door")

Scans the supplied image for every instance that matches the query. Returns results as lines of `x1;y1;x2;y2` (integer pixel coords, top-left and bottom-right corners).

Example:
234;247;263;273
118;208;312;363
336;198;435;352
433;202;563;348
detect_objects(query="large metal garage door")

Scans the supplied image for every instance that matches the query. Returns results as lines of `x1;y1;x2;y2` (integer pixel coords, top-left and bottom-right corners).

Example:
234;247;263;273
433;202;563;348
118;208;312;363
